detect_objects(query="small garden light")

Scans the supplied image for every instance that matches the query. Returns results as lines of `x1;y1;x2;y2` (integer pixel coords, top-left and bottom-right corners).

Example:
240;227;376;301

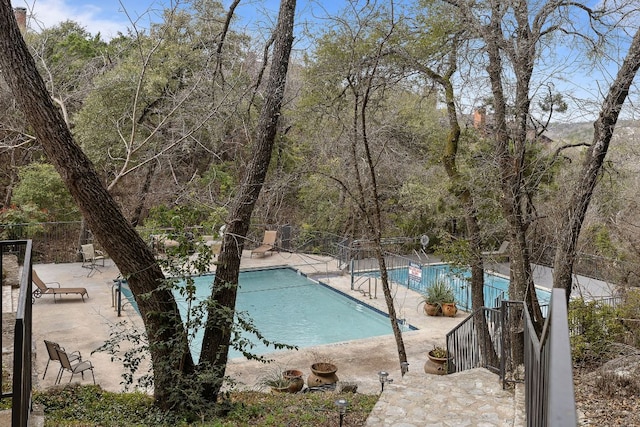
334;398;348;427
377;370;392;392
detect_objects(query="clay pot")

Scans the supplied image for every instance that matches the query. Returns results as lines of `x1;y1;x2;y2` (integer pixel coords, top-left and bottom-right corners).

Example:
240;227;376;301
423;302;442;316
308;362;339;387
283;369;304;393
424;350;449;375
270;385;291;393
441;302;458;317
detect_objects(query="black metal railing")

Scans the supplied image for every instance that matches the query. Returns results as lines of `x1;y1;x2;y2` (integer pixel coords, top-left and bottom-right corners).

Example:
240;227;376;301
445;291;576;425
524;288;576;427
445;306;502;375
1;240;34;427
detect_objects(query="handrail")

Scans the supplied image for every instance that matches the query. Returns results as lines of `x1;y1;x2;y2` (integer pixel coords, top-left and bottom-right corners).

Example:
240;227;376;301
1;240;34;426
446;306;502;375
524;288;576;426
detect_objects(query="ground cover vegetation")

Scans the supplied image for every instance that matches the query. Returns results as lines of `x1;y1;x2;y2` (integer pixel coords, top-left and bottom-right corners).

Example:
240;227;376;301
33;385;379;426
1;0;640;422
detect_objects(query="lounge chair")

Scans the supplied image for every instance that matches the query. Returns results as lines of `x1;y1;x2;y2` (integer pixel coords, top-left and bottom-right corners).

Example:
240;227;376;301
81;243;106;271
251;230;277;257
43;340;81;380
481;241;510;260
56;347;95;385
32;269;89;302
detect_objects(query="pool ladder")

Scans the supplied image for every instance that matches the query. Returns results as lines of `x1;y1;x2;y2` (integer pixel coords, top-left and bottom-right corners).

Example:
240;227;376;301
353;275;377;299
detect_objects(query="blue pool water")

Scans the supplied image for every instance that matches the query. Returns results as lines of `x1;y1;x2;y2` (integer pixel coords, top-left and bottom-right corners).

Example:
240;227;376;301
120;268;412;361
359;263;551;310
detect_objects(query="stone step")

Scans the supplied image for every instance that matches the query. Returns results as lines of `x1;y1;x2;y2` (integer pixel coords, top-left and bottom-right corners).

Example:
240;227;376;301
365;368;525;426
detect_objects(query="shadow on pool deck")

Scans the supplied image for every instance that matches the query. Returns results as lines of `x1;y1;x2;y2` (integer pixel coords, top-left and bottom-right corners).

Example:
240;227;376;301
31;251;467;395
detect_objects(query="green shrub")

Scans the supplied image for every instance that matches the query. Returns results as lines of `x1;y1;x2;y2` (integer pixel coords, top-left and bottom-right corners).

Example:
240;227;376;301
422;280;456;305
569;298;625;364
0;204;48;239
616;288;640;348
12;162;79;221
33;385;172;426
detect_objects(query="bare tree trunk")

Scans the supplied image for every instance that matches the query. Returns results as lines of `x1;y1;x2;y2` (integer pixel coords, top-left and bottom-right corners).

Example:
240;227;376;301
435;52;498;368
0;1;194;409
481;4;542;369
130;161;157;226
350;22;409;373
198;0;297;399
554;28;640;301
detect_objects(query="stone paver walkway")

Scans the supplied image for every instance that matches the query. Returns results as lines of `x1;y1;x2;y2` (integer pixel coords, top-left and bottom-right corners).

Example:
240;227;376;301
366;368;525;426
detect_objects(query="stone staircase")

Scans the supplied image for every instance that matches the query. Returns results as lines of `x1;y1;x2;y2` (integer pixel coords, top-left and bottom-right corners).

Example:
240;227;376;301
365;367;526;426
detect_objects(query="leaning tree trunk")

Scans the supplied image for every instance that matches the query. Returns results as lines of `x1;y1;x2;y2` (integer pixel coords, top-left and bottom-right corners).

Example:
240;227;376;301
554;28;640;301
198;0;297;400
435;58;498;368
0;1;194;409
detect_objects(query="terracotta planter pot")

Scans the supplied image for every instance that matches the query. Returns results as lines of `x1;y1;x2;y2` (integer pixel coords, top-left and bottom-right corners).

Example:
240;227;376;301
424;350;449;375
283;369;304;393
423;302;442;316
270;385;291;393
441;302;458;317
310;362;337;376
308;363;339;387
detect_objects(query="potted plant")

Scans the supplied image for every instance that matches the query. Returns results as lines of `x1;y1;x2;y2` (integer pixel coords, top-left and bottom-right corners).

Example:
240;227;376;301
421;280;456;316
282;369;305;392
424;345;449;375
257;366;304;393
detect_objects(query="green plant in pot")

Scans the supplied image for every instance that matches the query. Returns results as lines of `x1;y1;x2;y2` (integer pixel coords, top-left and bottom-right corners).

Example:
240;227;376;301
429;345;448;360
257;366;304;393
425;345;450;375
421;280;456;316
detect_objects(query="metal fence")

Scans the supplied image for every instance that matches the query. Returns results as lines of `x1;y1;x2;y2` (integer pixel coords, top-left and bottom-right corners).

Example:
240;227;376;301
445;306;502;375
0;221;349;265
345;248;508;313
0;222;82;264
445;291;576;425
1;240;34;427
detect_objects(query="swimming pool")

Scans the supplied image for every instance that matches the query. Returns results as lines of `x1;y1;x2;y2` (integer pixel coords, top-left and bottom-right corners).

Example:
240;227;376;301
120;268;414;361
358;263;551;311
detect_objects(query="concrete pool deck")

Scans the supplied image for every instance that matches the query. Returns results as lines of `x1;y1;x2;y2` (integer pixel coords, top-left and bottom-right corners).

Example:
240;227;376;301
28;252;468;395
20;251;532;425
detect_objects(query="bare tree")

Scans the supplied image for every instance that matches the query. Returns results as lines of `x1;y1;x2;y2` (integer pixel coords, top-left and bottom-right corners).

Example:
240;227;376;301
398;24;499;365
554;27;640;299
0;0;195;409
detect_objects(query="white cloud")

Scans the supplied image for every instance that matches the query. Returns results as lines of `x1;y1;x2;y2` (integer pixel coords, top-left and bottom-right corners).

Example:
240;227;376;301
16;0;136;40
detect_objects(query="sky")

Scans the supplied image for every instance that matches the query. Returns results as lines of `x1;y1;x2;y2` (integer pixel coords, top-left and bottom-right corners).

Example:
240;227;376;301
16;0;150;39
14;0;340;40
12;0;639;122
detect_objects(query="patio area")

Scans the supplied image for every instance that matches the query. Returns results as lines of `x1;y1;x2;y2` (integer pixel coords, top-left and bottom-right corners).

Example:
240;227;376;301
1;245;616;425
26;252;468;395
